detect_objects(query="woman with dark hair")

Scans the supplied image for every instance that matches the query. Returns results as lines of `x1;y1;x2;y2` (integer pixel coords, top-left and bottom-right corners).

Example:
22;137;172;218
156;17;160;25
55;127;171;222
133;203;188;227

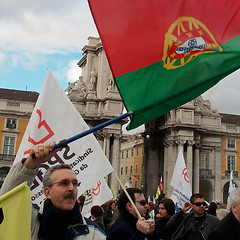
149;199;175;240
208;202;218;216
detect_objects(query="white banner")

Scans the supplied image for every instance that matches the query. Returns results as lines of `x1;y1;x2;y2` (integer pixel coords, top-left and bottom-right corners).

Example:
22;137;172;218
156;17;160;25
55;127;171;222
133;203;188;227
170;149;192;210
81;177;113;218
14;70;113;205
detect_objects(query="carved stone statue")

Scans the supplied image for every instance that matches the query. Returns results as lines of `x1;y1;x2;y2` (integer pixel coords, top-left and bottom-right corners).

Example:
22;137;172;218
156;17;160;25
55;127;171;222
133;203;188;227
107;72;116;91
89;70;97;92
66;76;87;101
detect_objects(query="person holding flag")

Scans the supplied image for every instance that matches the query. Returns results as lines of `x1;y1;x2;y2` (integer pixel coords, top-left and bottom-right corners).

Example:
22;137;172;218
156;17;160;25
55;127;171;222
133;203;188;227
0;141;106;240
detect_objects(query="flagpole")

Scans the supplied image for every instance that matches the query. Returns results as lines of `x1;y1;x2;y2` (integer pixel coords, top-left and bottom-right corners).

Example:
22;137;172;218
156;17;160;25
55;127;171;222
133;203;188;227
32;112;131;158
54;112;132;150
112;171;142;219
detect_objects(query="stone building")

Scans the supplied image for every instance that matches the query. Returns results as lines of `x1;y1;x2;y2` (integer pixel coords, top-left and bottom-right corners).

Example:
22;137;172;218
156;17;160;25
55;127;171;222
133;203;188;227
0;88;38;187
120;134;144;190
65;37;125;193
143;96;240;203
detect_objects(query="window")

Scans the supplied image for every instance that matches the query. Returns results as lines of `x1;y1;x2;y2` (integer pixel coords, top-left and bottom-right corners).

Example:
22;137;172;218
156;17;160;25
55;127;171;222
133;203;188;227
126;150;129;158
120;167;123;175
125;166;128;175
3;136;15;161
130;165;133;175
227;140;235;149
227;156;236;171
121;151;124;159
136;147;139;156
200;152;209;169
135;181;138;188
131;149;134;158
135;164;139;174
6;118;17;129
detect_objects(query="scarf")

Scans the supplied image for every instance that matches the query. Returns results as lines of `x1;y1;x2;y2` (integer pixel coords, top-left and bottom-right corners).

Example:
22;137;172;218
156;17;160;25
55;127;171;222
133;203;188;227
38;199;83;240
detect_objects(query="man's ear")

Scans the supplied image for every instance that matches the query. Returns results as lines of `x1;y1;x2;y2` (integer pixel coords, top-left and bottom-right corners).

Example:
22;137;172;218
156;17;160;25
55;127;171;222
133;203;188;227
126;202;133;212
44;187;51;199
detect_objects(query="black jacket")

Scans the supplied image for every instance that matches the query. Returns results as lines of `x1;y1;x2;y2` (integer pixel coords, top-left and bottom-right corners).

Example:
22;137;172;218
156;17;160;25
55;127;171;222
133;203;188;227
208;211;240;240
166;209;219;240
107;211;147;240
149;217;172;240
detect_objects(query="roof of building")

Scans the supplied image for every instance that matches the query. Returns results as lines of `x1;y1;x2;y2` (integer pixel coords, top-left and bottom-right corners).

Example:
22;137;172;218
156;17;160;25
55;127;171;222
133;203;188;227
0;88;39;102
220;113;240;125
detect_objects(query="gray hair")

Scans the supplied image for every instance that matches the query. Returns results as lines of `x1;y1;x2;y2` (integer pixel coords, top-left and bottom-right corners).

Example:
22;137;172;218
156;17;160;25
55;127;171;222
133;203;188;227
43;164;73;188
229;188;240;207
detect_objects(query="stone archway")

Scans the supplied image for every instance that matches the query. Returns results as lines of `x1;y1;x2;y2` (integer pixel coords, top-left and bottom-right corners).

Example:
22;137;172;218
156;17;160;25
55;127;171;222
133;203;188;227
199;180;213;202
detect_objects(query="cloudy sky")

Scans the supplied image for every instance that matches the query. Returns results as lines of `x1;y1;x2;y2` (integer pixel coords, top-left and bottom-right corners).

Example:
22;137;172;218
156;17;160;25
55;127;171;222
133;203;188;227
0;0;240;134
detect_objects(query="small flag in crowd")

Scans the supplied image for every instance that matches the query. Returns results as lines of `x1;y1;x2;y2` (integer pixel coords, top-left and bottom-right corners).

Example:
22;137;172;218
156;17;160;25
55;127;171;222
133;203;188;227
227;170;237;206
155;176;163;200
170;150;192;210
81;178;113;217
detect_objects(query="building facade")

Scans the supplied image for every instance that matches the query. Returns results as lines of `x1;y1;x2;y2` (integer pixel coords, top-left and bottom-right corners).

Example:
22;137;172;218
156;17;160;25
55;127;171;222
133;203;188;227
0;88;38;187
120;134;144;190
65;37;125;193
143;96;240;203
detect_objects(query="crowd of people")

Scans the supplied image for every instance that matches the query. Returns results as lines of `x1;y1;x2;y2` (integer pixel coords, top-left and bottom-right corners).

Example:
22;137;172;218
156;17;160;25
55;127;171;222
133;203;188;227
0;142;240;239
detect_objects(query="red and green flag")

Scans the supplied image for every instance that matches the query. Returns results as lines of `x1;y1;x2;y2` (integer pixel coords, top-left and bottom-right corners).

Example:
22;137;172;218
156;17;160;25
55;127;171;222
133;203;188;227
88;0;240;130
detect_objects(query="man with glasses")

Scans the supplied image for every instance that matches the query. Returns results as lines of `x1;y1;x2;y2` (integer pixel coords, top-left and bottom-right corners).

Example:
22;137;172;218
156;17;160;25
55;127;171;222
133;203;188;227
107;188;153;240
0;142;106;240
166;193;219;240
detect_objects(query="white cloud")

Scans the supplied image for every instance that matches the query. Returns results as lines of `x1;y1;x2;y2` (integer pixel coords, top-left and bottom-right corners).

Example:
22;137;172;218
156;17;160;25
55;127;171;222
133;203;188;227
202;69;240;114
0;52;6;69
0;0;98;54
66;60;82;83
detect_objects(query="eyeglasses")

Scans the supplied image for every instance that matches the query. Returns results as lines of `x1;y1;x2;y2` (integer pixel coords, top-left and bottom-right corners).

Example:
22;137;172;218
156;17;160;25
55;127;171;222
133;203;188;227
193;202;207;207
48;179;81;188
135;200;148;206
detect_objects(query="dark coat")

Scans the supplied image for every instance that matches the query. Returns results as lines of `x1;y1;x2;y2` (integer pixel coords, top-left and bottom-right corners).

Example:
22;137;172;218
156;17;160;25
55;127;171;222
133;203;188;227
107;211;146;240
148;217;172;240
208;211;240;240
166;209;219;240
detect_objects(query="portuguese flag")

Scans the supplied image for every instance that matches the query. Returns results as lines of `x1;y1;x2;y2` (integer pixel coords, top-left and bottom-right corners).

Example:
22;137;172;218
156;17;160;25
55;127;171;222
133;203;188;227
88;0;240;130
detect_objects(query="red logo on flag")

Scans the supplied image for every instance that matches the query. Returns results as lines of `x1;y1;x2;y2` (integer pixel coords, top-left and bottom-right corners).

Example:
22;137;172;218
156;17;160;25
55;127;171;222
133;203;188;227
182;168;190;183
24;109;55;155
92;181;102;196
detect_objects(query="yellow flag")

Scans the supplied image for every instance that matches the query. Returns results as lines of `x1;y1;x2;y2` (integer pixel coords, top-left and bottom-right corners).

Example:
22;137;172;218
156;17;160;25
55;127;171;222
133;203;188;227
155;185;161;200
111;185;116;199
0;182;31;240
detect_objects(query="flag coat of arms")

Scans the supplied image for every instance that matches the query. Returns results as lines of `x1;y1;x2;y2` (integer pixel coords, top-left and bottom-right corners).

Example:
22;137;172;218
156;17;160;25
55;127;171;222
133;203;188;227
0;182;31;240
88;0;240;129
170;149;192;209
14;70;113;205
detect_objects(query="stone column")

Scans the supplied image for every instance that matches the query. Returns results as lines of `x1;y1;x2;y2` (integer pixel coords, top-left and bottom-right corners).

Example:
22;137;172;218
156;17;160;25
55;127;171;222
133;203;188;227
166;140;176;197
110;135;121;194
193;143;200;193
186;140;194;189
163;141;168;194
177;140;185;153
214;146;222;202
103;134;111;182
